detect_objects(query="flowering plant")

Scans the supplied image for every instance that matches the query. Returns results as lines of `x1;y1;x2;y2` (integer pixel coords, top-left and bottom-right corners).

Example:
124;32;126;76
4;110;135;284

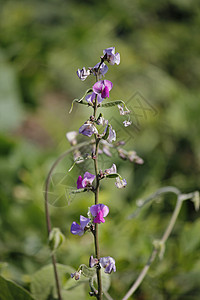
43;47;199;300
67;47;135;298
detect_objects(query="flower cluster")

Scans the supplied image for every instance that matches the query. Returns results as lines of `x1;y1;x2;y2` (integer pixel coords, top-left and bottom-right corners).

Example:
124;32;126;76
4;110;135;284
68;47;143;295
77;47;120;81
70;203;109;236
89;255;116;274
77;172;95;189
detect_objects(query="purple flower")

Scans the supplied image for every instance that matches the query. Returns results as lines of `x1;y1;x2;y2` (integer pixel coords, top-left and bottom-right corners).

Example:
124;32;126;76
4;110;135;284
90;204;109;224
86;80;113;104
103;47;120;65
77;172;96;189
85;80;113;105
99;256;116;274
70;215;90;236
128;151;144;164
79;122;98;137
105;124;116;143
93;80;113;101
93;62;108;77
115;177;127;189
77;67;91;81
99;140;113;157
104;164;117;175
71;270;82;280
89;255;99;268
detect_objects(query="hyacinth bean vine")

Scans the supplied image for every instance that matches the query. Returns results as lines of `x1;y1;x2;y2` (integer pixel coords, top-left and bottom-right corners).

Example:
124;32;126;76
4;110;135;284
69;47;134;299
44;47;199;300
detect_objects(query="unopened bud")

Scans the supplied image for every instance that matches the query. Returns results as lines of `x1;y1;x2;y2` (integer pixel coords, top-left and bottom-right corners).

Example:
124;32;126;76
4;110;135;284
49;228;65;252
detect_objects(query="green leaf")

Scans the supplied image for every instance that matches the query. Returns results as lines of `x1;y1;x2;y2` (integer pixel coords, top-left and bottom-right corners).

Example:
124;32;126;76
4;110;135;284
69;88;93;113
31;264;85;300
101;270;111;293
0;275;35;300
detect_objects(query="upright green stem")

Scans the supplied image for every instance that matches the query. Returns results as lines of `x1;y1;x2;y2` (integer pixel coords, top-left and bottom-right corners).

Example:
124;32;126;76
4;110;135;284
93;72;102;300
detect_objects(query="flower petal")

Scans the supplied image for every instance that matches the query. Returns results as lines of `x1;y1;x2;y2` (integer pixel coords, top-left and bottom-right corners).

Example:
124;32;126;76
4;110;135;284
101;86;109;98
97;94;104;103
70;222;84;236
100;204;109;217
82;172;95;187
80;215;90;229
103;47;115;56
93;80;104;94
90;204;99;217
77;176;83;189
85;93;96;104
93;210;105;224
103;80;113;91
115;53;120;65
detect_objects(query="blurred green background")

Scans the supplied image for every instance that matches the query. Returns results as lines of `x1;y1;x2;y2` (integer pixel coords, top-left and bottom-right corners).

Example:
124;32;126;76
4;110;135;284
0;0;200;299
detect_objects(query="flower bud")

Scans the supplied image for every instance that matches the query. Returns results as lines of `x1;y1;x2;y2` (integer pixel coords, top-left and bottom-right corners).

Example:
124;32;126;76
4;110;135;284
49;228;65;252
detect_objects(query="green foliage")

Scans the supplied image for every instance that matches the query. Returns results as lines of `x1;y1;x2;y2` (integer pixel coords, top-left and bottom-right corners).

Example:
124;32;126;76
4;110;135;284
0;275;35;300
30;264;85;300
0;0;200;299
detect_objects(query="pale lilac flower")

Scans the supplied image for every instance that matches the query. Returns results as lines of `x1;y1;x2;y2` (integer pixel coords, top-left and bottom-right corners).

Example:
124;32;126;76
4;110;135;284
77;67;90;81
96;115;107;126
85;92;96;104
71;270;82;280
70;215;90;236
102;145;112;156
118;104;130;116
128;151;144;164
99;140;113;157
66;131;78;146
104;164;117;175
79;122;98;137
103;47;120;65
77;172;95;189
89;255;99;268
123;120;132;127
115;177;127;188
90;204;109;224
99;256;116;274
93;62;108;77
107;124;116;143
118;148;127;160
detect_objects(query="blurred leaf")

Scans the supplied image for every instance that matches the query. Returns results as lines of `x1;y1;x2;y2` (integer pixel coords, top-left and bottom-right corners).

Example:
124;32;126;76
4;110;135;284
180;219;200;254
0;50;24;132
0;275;35;300
30;264;85;300
101;270;111;293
